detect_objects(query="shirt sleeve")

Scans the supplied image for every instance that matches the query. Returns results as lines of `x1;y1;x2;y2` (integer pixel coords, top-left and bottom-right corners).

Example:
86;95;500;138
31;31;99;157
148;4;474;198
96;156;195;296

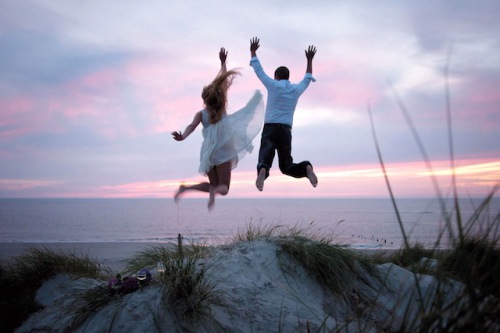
250;57;275;88
305;73;316;83
294;73;316;95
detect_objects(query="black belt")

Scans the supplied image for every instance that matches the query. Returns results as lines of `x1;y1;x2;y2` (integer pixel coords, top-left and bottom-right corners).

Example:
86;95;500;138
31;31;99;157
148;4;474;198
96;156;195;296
264;123;291;129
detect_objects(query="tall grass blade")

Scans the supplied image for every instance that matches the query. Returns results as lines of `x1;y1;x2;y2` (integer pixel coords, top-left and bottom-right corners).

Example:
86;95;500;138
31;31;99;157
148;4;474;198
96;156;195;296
444;48;465;242
464;184;500;237
367;104;409;249
368;105;430;315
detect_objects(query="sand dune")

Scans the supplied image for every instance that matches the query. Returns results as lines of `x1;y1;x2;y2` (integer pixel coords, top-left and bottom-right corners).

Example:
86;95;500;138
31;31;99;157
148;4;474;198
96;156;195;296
8;239;476;332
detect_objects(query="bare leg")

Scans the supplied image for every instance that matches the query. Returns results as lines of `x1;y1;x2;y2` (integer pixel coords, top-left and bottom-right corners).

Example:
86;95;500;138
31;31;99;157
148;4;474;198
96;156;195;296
306;165;318;188
207;168;218;211
208;162;231;210
174;182;211;203
174;185;187;203
256;168;266;191
208;186;216;211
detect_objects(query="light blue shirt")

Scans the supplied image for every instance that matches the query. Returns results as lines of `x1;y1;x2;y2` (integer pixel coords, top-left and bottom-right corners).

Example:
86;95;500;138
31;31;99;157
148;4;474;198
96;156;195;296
250;57;316;127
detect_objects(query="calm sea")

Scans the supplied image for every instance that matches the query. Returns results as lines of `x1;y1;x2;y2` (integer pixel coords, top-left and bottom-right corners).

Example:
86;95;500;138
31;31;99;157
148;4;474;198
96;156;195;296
0;198;498;249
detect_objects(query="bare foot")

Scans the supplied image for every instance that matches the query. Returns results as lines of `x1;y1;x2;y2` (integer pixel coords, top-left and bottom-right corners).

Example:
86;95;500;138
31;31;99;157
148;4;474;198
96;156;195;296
174;185;186;203
208;187;215;211
306;165;318;188
256;168;266;191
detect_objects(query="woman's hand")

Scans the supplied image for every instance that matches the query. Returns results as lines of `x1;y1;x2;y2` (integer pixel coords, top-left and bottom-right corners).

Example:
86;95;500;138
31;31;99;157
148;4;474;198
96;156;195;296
250;37;260;57
219;47;227;67
171;131;183;141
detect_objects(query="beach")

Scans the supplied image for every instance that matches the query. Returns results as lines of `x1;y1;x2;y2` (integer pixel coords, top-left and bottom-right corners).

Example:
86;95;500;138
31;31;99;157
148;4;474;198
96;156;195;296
0;242;173;272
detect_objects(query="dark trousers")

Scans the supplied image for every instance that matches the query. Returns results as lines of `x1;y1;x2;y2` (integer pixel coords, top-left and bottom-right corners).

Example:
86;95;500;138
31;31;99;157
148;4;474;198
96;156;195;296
257;123;311;179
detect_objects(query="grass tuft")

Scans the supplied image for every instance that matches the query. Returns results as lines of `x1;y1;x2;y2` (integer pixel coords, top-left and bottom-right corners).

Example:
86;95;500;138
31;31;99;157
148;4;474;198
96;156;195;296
125;243;222;329
13;245;108;280
440;235;500;298
159;257;217;319
68;284;120;330
388;242;437;274
277;236;377;295
0;246;110;332
234;221;287;242
124;243;208;275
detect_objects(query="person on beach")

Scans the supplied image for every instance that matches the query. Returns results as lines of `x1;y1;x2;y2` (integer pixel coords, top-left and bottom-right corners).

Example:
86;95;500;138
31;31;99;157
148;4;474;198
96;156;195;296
172;47;264;210
249;37;318;191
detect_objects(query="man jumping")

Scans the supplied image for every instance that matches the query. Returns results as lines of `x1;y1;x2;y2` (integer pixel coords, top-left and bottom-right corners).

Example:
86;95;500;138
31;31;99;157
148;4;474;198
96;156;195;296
249;37;318;191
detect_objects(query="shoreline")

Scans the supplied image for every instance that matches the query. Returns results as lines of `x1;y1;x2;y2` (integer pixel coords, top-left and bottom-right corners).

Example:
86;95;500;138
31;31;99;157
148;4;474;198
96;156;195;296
0;242;177;271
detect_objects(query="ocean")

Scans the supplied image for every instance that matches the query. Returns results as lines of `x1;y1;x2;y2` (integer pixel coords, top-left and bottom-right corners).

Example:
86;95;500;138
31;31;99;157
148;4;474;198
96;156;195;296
0;198;498;249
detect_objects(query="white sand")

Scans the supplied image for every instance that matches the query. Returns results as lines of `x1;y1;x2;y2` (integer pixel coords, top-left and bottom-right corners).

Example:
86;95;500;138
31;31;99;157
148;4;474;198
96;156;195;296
5;241;472;332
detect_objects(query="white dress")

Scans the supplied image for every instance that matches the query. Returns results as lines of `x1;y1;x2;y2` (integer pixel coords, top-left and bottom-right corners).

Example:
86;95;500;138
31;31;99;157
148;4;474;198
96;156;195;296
198;90;264;175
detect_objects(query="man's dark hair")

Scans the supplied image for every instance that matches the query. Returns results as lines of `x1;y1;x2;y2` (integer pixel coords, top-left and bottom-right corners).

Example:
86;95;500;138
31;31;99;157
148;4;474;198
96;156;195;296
274;66;290;80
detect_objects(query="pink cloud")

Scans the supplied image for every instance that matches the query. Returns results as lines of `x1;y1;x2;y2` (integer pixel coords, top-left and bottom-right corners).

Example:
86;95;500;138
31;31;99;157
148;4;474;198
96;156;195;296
61;68;123;118
0;96;44;138
1;59;160;140
0;178;62;191
122;55;229;133
453;84;500;131
0;68;126;139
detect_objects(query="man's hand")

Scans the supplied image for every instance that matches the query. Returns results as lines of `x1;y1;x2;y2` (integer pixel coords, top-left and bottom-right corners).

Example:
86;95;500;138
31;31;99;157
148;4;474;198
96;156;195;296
250;37;260;57
305;45;316;74
219;47;227;65
305;45;317;61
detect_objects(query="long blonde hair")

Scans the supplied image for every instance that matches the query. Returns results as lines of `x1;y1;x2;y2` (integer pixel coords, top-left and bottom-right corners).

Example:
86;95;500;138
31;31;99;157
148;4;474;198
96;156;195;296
201;69;240;124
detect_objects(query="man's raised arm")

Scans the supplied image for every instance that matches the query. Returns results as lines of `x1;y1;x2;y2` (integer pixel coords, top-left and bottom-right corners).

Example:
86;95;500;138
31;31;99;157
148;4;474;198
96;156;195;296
305;45;317;75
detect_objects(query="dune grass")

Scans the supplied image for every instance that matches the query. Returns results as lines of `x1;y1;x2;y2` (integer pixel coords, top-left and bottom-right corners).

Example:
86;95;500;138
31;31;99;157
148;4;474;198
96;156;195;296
440;234;500;298
277;235;377;295
233;221;378;295
124;242;219;319
0;242;222;331
68;284;120;331
367;56;500;332
0;245;110;332
11;245;108;280
158;256;218;320
123;242;208;275
378;242;438;275
124;242;224;331
386;236;500;332
0;264;43;333
233;221;299;243
367;150;499;331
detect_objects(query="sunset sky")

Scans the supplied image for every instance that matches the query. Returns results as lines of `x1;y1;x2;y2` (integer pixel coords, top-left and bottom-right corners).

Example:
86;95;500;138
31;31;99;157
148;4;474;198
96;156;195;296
1;0;499;199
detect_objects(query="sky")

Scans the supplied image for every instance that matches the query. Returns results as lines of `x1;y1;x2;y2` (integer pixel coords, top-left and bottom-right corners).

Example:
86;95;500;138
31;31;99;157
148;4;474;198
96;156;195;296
1;0;499;199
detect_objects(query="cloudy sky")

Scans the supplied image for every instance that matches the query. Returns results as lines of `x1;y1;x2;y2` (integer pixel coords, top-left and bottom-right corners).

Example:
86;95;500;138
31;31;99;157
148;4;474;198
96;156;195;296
1;0;499;199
